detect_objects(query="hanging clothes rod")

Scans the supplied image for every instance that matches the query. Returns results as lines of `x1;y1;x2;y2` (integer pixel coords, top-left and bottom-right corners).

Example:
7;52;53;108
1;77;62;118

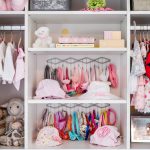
130;26;150;31
47;57;110;65
46;103;110;109
0;26;25;31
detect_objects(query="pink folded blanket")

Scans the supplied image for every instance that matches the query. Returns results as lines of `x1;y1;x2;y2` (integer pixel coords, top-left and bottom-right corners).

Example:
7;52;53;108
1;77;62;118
58;37;95;44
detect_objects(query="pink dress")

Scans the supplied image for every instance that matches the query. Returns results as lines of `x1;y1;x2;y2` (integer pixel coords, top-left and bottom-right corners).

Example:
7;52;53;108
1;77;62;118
131;76;145;110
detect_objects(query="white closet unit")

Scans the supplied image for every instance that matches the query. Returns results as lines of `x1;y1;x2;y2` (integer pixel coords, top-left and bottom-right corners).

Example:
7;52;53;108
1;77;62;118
28;103;127;149
0;14;25;149
27;13;127;103
130;13;150;149
0;0;149;149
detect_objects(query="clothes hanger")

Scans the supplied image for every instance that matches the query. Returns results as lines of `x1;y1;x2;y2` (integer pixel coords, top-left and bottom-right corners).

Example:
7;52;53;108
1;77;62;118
146;25;149;52
10;26;13;43
142;26;146;43
139;25;142;43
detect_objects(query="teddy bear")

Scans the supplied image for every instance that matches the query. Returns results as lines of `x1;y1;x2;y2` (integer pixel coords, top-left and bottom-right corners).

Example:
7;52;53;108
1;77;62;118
0;98;24;147
33;27;55;48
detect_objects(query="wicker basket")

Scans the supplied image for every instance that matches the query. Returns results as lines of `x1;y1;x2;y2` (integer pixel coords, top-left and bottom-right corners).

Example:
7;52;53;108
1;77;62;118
30;0;71;11
132;0;150;11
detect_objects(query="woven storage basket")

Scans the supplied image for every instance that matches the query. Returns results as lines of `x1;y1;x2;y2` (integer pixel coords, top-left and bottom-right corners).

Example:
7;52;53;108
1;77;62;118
30;0;71;11
132;0;150;10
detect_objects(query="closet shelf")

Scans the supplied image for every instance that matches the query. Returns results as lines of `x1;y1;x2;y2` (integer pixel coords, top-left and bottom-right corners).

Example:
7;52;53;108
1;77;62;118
131;143;150;149
0;145;24;149
28;48;127;55
28;99;127;104
0;11;25;15
29;140;126;149
29;13;126;24
28;11;127;15
130;11;150;15
132;140;150;143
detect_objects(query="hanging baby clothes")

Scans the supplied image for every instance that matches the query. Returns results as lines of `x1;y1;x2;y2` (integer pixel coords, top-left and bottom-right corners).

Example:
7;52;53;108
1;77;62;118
44;65;50;79
2;42;15;84
131;24;145;76
144;77;150;113
131;76;145;111
140;42;147;58
13;48;25;91
130;75;138;94
0;40;6;79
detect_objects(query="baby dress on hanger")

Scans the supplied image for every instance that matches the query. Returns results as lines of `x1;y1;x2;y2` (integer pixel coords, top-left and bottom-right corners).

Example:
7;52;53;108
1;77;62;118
131;23;145;76
2;42;15;84
13;48;25;91
131;76;145;110
0;40;6;78
144;77;150;113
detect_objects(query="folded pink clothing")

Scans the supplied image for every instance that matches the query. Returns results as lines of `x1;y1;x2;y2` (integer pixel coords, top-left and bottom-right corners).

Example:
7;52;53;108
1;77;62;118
0;0;7;10
35;79;66;99
5;0;12;10
58;37;95;44
11;0;27;11
90;125;121;147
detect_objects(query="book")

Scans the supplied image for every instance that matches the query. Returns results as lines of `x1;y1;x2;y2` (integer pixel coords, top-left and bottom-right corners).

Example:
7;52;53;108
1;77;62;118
56;44;95;48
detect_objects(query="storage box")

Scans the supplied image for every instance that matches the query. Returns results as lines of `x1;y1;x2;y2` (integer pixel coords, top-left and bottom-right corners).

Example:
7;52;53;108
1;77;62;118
132;0;150;11
131;116;150;142
104;31;121;40
30;0;71;11
99;40;125;48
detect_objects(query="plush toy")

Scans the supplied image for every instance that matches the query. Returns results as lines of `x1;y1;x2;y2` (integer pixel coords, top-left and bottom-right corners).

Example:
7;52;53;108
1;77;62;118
33;27;55;48
0;120;24;147
0;98;24;147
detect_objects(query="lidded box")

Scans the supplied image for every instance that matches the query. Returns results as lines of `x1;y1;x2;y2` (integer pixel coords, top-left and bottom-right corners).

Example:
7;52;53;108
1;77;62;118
30;0;71;11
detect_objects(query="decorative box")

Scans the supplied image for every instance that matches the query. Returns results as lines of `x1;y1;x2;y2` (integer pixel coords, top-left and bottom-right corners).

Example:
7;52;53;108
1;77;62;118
131;116;150;142
99;40;125;48
132;0;150;11
104;31;121;40
30;0;71;11
58;37;95;44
